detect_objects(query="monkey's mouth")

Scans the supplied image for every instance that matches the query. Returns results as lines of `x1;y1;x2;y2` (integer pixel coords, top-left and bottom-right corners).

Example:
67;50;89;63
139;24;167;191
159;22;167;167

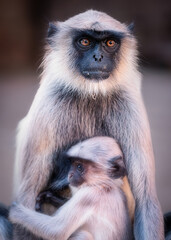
82;70;110;80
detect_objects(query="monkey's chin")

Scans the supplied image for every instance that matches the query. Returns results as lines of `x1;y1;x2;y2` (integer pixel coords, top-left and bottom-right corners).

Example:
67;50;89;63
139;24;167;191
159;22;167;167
82;70;110;81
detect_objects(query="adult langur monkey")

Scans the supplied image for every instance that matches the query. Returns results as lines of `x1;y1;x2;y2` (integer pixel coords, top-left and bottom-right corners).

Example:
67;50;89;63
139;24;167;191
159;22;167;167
10;137;133;240
12;10;164;240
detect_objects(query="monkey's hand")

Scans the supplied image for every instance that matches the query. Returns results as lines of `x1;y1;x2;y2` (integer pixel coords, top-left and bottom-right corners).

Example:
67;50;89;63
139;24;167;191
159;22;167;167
35;191;67;212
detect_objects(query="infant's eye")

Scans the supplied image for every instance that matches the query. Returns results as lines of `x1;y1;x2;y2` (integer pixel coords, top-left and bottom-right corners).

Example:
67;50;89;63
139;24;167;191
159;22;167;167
77;164;84;173
106;39;115;47
80;39;90;46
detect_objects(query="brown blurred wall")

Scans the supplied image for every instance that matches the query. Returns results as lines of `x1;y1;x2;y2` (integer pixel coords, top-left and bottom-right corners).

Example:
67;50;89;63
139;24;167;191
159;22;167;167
0;0;171;72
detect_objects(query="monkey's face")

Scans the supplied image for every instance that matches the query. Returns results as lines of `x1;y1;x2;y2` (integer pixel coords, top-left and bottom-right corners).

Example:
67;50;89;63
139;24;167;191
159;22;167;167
67;157;116;189
67;157;126;190
68;159;87;187
67;157;101;188
44;10;140;96
73;30;123;81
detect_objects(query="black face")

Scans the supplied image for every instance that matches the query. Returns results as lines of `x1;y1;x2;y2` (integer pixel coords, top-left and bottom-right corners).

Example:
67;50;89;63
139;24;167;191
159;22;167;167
73;29;125;81
68;159;86;187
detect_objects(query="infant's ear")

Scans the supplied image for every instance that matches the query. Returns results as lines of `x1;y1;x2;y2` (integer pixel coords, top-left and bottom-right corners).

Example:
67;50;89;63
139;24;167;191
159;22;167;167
109;156;127;179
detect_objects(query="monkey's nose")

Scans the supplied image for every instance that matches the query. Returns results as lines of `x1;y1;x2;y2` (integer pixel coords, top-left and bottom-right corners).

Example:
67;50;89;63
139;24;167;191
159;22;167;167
69;172;74;179
93;54;103;62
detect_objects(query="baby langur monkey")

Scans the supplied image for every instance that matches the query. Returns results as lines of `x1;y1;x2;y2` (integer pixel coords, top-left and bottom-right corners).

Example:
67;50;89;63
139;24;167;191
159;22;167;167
10;137;133;240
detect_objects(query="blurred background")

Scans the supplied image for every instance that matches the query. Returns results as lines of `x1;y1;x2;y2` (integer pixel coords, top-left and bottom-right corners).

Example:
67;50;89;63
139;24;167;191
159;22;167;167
0;0;171;213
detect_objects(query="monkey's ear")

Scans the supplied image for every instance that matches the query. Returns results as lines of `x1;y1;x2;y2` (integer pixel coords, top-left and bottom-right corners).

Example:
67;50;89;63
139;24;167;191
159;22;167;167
47;22;58;44
109;156;127;179
127;22;135;34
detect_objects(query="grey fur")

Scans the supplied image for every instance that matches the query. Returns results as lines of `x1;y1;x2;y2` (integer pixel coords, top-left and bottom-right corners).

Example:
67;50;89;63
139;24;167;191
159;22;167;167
11;10;164;240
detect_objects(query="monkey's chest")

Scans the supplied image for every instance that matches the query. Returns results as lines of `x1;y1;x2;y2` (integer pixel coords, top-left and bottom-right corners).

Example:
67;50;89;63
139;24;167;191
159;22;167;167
56;98;119;151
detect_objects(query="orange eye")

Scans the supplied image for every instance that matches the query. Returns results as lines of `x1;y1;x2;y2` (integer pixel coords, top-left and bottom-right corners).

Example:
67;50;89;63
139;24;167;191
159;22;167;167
80;39;90;46
106;40;115;47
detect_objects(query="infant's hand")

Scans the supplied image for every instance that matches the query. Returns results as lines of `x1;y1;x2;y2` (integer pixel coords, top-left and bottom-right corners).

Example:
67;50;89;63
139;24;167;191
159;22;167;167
36;190;67;212
35;190;53;212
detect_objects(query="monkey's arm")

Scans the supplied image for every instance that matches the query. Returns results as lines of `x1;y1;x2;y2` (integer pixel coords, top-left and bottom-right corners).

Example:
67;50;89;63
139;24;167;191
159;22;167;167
10;188;95;240
13;86;61;209
118;97;164;239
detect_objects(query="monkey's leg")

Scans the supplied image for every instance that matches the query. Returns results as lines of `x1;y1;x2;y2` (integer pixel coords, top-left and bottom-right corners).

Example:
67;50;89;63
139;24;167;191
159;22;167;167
68;230;94;240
